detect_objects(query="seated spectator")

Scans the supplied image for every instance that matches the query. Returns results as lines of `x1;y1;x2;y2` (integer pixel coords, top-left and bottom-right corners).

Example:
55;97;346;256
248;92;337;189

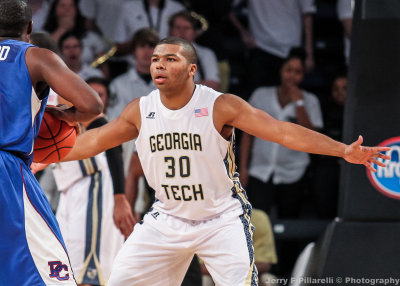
239;48;323;218
201;209;278;286
169;11;220;91
43;0;109;65
59;31;104;80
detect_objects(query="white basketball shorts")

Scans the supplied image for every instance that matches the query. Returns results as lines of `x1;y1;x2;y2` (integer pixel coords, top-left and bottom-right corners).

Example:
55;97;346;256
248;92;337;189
108;207;258;286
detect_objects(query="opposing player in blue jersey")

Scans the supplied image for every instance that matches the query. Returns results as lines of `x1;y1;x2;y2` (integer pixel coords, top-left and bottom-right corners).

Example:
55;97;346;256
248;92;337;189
0;1;103;285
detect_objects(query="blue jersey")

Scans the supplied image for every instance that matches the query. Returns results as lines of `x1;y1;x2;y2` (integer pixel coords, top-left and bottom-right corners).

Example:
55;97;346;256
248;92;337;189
0;39;48;166
0;39;75;285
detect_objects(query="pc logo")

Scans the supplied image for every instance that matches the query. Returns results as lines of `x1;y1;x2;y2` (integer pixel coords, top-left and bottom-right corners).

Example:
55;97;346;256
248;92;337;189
367;137;400;199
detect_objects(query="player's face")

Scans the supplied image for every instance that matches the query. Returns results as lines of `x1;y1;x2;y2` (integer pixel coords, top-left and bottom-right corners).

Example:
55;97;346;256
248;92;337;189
150;44;195;89
280;58;304;87
169;17;197;42
332;77;347;105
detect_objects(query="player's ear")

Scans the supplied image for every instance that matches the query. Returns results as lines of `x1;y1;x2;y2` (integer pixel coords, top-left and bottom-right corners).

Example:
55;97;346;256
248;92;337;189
189;64;197;77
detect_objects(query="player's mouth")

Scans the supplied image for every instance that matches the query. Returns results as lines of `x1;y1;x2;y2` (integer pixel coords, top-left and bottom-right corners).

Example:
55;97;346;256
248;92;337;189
154;75;167;84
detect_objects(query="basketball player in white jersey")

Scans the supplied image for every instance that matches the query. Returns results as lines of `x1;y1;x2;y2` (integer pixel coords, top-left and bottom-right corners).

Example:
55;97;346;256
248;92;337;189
50;37;390;286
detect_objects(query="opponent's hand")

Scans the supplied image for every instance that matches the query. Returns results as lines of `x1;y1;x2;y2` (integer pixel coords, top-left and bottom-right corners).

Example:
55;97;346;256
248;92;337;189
113;194;136;238
343;135;391;172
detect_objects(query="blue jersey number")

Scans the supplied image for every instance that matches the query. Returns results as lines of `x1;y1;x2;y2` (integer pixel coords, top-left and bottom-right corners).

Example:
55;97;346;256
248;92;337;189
0;46;10;61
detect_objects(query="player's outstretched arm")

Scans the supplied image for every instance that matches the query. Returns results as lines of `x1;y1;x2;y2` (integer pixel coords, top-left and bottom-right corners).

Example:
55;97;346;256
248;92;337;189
26;47;103;122
63;98;141;161
215;94;390;171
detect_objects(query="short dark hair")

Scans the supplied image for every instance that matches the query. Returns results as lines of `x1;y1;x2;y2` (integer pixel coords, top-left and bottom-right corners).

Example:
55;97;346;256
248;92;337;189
156;36;198;64
131;28;160;52
0;0;32;37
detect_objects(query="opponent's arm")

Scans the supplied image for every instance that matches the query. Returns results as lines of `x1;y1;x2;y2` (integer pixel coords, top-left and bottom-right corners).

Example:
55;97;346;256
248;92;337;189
62;98;141;161
214;94;390;171
26;47;103;122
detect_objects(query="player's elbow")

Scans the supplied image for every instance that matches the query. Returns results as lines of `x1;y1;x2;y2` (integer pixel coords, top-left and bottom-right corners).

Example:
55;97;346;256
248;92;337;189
81;98;104;117
90;99;104;115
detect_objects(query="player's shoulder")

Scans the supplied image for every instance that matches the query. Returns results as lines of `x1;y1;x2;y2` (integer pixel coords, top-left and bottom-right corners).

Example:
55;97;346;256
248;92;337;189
194;84;221;97
26;45;59;64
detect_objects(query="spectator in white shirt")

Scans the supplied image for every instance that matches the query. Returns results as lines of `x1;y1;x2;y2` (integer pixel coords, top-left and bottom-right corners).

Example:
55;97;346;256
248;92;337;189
113;0;185;55
239;48;323;219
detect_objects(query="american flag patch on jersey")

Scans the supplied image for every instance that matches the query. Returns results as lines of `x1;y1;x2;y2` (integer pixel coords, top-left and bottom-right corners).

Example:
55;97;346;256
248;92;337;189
194;108;208;117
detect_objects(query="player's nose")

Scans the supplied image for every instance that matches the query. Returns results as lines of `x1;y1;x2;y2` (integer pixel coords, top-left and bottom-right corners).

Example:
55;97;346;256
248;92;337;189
155;61;166;70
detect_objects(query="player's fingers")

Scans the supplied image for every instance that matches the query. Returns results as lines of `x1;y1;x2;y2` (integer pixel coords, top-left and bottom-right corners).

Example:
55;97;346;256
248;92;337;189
121;223;133;238
364;162;376;172
372;147;391;155
356;135;363;146
369;158;386;167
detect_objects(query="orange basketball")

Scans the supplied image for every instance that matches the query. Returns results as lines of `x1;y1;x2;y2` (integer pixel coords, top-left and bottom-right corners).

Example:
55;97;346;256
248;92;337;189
33;112;77;164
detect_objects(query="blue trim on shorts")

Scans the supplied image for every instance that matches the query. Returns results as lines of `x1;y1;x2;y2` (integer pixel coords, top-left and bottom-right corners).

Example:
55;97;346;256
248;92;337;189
82;171;103;284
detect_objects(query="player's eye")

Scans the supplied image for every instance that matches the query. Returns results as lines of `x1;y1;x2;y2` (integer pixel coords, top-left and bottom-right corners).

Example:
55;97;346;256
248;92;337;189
167;58;176;62
152;58;159;62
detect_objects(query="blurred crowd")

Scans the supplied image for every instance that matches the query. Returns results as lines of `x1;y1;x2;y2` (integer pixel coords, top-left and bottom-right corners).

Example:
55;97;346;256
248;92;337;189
31;0;353;285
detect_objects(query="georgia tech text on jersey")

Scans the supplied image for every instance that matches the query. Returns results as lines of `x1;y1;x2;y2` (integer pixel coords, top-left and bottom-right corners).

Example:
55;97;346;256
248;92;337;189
149;132;202;152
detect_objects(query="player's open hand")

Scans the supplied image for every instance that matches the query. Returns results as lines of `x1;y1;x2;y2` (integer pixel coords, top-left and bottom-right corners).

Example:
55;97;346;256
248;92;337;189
113;194;136;238
343;135;391;172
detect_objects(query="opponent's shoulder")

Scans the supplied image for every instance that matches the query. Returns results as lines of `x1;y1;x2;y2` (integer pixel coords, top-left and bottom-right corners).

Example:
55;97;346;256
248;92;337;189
25;46;65;71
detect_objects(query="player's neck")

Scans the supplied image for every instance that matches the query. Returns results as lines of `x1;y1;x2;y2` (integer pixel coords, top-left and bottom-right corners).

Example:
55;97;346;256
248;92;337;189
159;82;196;110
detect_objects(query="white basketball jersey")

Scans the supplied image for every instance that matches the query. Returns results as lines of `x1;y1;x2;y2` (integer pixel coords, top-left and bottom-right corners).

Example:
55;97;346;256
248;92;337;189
136;85;250;220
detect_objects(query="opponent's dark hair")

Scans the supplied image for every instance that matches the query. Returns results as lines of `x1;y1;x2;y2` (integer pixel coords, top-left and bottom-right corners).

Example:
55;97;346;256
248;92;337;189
0;0;32;37
157;36;198;64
